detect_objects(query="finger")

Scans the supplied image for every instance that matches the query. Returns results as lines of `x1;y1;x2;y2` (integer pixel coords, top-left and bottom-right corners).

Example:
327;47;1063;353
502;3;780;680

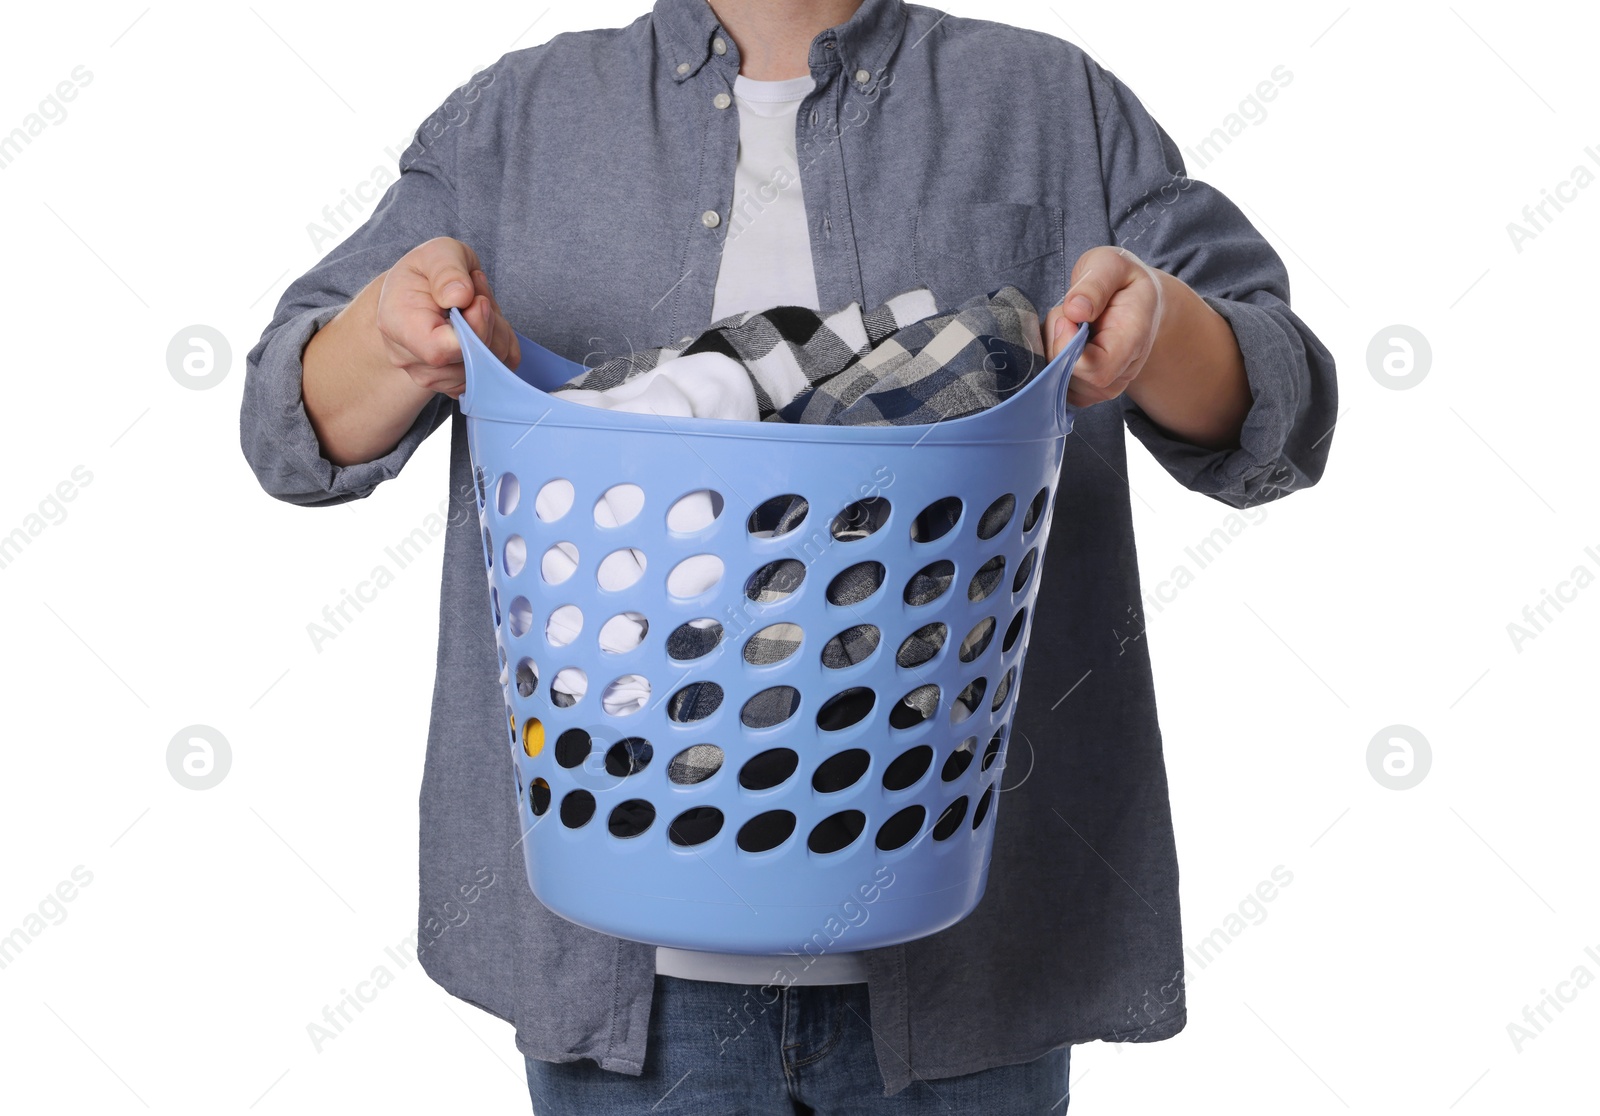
1061;246;1141;326
384;284;464;369
418;238;482;310
473;269;522;368
1043;301;1066;356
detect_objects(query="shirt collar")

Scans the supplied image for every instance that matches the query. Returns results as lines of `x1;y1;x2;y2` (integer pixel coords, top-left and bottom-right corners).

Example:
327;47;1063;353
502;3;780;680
653;0;907;88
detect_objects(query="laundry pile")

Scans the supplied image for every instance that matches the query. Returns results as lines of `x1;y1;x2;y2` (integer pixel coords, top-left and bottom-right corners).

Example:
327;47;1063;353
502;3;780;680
543;283;1052;708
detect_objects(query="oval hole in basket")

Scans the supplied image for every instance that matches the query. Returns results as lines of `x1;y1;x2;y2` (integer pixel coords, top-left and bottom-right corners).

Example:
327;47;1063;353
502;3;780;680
545;604;583;648
982;728;1005;771
951;677;987;724
812;749;871;793
555;728;592;769
601;674;651;716
666;681;724;723
667;619;724;660
667;489;724;533
668;744;724;785
528;777;550;816
541;541;580;585
972;784;996;829
816;687;875;732
737;810;796;853
521;717;544;758
808;810;867;854
958;617;996;663
604;737;653;777
745;559;805;603
514;658;539;699
876;805;925;852
1002;608;1027;653
503;535;527;577
744;623;803;666
890;684;940;730
1012;548;1038;594
741;685;801;729
821;624;880;669
831;497;891;542
668;806;724;847
598;611;648;654
608;799;655;839
967;556;1005;603
903;560;954;607
747;494;808;538
593;483;645;528
827;561;884;606
496;472;521;516
896;622;947;668
882;745;934;791
560;789;596;828
910;496;963;543
942;737;978;781
667;554;723;599
534;478;574;522
739;747;799;790
596;548;648;591
976;494;1015;540
933;796;969;840
1022;487;1049;532
550;667;588;708
992;666;1016;711
508;596;534;638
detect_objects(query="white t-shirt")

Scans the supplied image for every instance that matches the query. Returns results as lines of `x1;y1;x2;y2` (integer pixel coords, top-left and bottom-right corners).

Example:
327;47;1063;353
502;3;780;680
658;71;868;986
708;73;823;323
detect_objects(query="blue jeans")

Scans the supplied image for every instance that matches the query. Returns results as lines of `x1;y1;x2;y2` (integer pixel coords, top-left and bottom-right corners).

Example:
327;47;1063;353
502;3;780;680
524;974;1071;1114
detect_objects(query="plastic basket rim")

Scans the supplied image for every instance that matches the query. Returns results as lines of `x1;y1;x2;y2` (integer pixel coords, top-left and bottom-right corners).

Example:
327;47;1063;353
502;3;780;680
452;307;1091;445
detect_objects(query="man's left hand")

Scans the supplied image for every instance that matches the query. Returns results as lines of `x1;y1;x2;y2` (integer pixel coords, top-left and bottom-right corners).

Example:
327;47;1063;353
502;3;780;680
1044;245;1165;409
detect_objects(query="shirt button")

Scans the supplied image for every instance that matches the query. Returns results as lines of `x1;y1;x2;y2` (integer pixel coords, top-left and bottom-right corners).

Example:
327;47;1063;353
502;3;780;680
712;37;727;55
713;92;732;109
676;62;691;75
701;210;721;228
678;335;693;343
855;68;871;83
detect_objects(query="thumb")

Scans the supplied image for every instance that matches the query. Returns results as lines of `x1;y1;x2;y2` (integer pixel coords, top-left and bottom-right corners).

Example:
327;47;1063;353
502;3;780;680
1060;267;1113;329
429;258;477;311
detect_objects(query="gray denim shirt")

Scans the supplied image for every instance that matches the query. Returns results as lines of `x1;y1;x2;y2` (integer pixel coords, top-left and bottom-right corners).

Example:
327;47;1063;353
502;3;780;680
240;0;1337;1097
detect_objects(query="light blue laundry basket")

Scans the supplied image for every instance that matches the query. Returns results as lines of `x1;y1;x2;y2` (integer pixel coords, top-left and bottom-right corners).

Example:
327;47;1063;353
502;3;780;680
452;305;1090;954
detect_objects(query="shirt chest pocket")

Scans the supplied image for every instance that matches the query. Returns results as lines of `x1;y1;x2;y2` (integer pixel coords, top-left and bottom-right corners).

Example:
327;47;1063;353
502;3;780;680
913;201;1066;313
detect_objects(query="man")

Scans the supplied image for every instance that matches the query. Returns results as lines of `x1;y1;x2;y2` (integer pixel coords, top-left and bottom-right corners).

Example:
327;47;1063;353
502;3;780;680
242;0;1337;1110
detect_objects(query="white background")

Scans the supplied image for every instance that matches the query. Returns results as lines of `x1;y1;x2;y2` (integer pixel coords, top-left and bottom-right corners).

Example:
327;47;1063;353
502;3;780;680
1;1;1594;1112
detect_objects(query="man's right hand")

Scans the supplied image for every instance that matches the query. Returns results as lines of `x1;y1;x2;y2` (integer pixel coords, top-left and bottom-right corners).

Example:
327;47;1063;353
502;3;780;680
376;237;522;399
301;237;522;467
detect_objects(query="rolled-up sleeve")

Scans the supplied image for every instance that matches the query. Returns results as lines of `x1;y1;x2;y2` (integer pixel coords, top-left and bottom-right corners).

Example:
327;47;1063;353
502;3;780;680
239;74;485;507
1089;61;1338;509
